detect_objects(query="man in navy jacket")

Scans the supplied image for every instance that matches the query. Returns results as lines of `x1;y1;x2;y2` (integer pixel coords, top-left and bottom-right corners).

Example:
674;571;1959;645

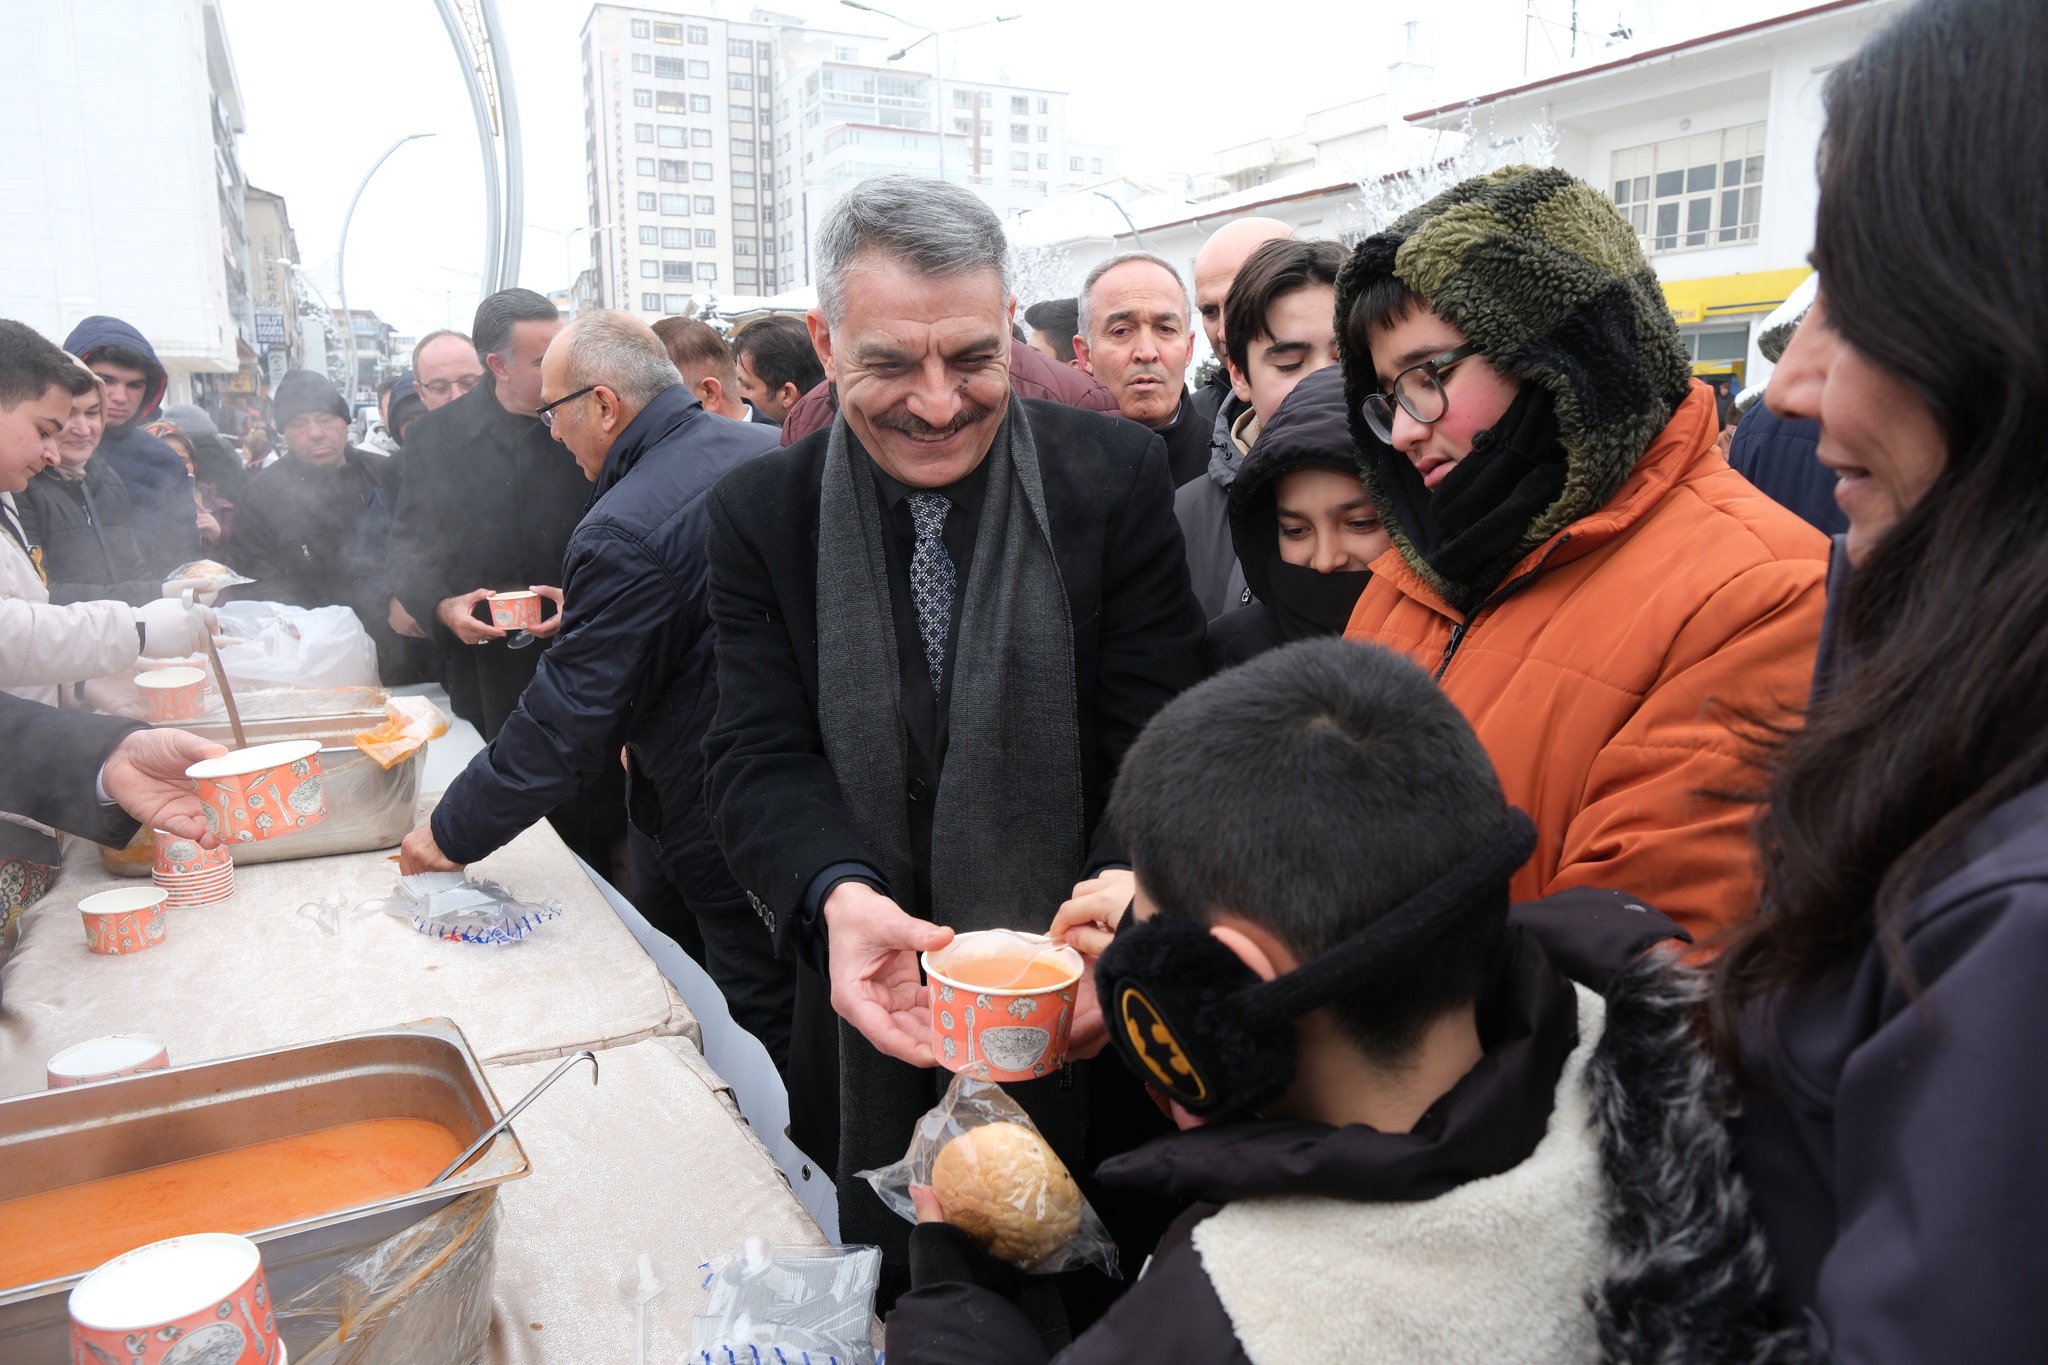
398;311;786;1058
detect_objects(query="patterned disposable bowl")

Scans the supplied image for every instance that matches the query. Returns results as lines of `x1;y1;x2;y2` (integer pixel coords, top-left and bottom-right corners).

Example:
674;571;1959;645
69;1232;281;1365
185;740;326;844
46;1033;170;1088
487;590;542;630
923;930;1084;1083
135;666;207;724
77;886;169;956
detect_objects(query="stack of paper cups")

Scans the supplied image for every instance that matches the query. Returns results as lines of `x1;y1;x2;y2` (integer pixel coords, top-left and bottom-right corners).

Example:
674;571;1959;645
153;831;234;906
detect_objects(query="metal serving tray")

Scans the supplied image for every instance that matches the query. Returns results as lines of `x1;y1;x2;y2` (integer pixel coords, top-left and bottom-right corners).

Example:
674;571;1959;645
106;711;422;871
0;1017;527;1359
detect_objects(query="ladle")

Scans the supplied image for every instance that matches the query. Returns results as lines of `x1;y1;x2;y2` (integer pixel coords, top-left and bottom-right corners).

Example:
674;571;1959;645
430;1049;598;1185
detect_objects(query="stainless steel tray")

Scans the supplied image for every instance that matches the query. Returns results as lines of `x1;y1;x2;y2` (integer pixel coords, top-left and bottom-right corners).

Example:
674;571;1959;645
0;1017;527;1359
107;711;422;871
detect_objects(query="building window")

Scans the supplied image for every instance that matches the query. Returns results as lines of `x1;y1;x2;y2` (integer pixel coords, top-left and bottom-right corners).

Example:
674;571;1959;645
1010;151;1028;170
979;121;993;136
735;267;759;286
637;157;656;175
979;148;994;167
642;292;661;311
653;21;683;43
660;159;687;181
631;18;650;38
639;260;660;278
632;53;652;73
633;88;653;107
1037;97;1049;114
730;72;753;90
692;161;714;180
759;107;772;124
638;225;659;244
733;203;757;221
954;117;971;134
688;59;711;78
1036;153;1047;169
1610;123;1767;252
656;92;687;113
694;195;716;213
691;128;713;147
729;38;753;57
735;238;756;255
696;228;717;247
953;90;974;108
1010;96;1029;114
661;193;689;215
1010;177;1029;189
687;24;708;44
637;191;658;210
655;56;685;79
634;123;654;143
1069;156;1083;171
1011;123;1029;142
1683;326;1751;365
658;125;685;147
978;91;992;106
834;44;858;61
664;260;693;281
699;263;717;281
662;226;690;246
1037;126;1048;142
690;93;711;112
664;292;692;311
1091;158;1102;174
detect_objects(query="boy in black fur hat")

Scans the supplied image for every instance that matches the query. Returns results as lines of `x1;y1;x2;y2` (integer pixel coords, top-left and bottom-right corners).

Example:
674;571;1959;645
887;640;1797;1365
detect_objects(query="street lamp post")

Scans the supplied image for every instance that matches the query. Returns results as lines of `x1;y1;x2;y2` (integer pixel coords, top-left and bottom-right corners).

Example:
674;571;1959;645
841;2;1019;185
526;221;617;316
1091;189;1148;249
338;132;434;403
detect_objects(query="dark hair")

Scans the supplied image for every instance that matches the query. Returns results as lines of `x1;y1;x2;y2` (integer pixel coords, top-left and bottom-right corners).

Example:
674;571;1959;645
1346;274;1426;366
1022;298;1080;364
1713;0;2048;1038
0;320;98;408
1225;238;1345;379
78;342;157;378
1111;638;1510;1063
653;316;737;385
412;328;476;371
731;315;825;397
471;290;559;363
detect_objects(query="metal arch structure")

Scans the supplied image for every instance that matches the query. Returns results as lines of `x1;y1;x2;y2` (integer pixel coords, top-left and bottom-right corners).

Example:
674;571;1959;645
430;0;524;296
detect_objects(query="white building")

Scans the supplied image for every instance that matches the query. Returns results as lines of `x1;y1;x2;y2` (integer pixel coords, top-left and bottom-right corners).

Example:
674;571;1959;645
1406;0;1901;388
579;4;1114;320
0;0;253;402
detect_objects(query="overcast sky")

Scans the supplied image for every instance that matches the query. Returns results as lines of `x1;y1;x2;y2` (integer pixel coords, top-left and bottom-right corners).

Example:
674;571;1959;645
218;0;1798;337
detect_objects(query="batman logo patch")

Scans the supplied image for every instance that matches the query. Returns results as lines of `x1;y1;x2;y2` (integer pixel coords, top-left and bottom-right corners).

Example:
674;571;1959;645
1117;983;1207;1105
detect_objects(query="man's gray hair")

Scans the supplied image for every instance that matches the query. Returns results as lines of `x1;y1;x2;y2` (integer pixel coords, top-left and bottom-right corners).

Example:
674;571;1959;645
816;174;1011;326
560;310;681;408
1077;251;1192;340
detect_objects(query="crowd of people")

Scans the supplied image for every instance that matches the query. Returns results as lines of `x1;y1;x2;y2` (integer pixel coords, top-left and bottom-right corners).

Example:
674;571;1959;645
3;0;2043;1357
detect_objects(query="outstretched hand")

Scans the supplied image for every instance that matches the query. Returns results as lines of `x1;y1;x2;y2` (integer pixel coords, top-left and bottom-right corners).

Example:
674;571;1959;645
525;584;566;640
101;728;229;845
823;881;954;1066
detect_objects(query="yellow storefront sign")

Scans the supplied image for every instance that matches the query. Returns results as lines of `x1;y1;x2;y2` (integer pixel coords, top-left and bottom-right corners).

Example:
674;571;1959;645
1659;267;1814;325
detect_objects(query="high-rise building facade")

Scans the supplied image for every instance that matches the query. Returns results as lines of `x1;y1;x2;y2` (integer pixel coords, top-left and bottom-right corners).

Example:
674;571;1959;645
581;5;1117;318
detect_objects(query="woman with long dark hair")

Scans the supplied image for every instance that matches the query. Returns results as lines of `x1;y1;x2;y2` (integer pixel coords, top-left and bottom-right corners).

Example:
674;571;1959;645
1714;1;2048;1358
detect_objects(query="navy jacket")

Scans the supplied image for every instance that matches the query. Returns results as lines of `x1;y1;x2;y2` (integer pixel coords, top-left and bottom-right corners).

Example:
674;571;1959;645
15;459;159;605
61;316;200;574
430;387;777;900
1727;405;1844;537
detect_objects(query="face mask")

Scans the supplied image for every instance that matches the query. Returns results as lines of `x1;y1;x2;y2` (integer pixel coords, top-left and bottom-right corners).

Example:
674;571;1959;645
1096;809;1536;1124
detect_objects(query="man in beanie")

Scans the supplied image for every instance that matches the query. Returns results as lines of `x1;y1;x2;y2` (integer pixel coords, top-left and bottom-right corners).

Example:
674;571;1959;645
1334;165;1828;946
233;369;391;614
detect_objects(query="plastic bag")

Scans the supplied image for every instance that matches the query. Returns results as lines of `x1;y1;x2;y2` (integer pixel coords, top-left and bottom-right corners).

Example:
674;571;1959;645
164;557;257;606
359;871;564;945
213;601;380;690
690;1238;880;1365
353;695;451;769
277;1189;498;1364
859;1071;1119;1277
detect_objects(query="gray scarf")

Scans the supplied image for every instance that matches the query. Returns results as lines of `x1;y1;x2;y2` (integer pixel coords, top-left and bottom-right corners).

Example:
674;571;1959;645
816;396;1090;1256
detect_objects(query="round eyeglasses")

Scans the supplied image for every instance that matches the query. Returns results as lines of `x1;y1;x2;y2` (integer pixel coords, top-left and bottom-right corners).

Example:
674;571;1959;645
1359;341;1484;444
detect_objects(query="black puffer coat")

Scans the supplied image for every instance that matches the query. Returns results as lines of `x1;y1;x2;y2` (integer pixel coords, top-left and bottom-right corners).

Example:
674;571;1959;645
61;316;200;574
232;447;390;609
15;460;159;606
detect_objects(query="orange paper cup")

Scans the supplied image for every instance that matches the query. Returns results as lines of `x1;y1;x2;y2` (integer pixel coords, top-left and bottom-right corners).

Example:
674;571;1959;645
78;887;169;956
69;1232;281;1365
923;929;1085;1082
153;831;232;878
135;666;208;724
487;590;543;630
46;1033;170;1089
185;740;325;844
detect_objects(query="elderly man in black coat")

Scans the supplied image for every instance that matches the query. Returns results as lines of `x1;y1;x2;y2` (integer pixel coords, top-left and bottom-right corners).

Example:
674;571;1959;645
233;370;389;611
704;175;1205;1311
398;311;786;1057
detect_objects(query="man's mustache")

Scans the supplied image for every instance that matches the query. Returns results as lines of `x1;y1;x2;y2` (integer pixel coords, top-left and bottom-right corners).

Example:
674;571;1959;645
873;404;993;439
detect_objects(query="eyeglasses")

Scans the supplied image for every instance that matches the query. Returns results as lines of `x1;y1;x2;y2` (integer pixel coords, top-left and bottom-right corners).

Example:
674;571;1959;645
416;374;481;399
1359;341;1484;444
535;385;599;429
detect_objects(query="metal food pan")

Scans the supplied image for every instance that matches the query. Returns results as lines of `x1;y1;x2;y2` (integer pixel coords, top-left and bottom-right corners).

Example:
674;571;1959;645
0;1017;527;1359
104;712;421;872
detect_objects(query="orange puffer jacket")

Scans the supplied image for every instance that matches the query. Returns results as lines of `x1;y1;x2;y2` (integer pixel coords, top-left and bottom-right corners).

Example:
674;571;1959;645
1344;383;1827;946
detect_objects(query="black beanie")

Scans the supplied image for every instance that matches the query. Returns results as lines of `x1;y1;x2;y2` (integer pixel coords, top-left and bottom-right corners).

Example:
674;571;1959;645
271;369;349;428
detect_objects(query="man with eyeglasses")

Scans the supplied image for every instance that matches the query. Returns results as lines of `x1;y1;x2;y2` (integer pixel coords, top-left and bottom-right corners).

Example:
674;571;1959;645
410;330;485;411
1331;166;1828;945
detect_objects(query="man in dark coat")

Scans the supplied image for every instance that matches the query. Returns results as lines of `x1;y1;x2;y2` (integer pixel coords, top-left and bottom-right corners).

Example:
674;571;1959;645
703;176;1205;1310
1072;252;1210;488
398;312;787;1061
63;316;199;573
232;370;389;612
387;290;625;878
17;453;159;606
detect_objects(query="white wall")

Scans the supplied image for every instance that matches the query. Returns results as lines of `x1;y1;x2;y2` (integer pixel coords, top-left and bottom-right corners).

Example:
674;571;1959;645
0;0;238;393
